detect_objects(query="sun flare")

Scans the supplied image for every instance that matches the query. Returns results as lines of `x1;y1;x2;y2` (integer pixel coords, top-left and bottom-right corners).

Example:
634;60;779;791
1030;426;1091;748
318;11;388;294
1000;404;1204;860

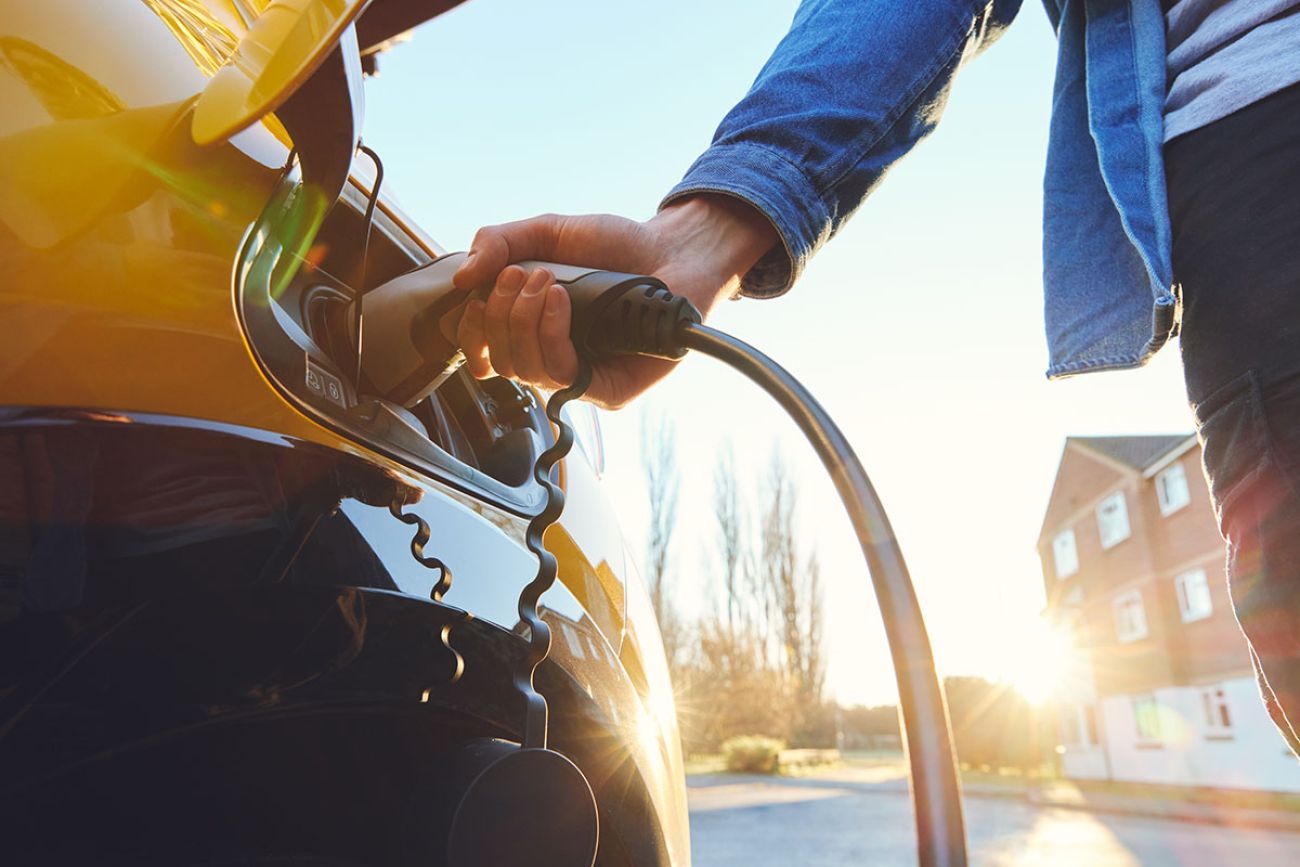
1005;619;1080;705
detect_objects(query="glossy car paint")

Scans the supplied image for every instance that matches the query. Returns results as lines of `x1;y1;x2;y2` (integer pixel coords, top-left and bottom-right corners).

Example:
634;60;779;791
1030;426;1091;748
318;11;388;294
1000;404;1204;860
0;1;687;862
191;0;370;145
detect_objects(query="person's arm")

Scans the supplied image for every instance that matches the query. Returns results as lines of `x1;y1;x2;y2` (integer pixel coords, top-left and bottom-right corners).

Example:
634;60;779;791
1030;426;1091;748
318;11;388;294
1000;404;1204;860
661;0;1023;297
455;0;1024;407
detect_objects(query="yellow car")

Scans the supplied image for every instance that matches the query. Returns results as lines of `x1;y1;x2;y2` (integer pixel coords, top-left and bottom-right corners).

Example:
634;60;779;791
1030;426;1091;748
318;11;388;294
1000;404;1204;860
0;1;687;863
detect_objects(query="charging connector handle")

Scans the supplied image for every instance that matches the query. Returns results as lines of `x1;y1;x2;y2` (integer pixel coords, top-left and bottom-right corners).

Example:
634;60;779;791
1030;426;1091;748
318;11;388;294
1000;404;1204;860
554;266;700;361
354;253;700;407
676;321;967;867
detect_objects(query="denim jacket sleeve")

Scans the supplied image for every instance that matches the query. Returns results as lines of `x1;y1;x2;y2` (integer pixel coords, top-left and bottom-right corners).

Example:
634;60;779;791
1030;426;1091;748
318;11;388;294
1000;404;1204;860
662;0;1024;297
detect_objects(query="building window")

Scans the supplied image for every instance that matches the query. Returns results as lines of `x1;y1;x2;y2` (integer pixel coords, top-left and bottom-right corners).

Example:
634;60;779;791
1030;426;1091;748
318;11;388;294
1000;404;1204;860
1060;703;1100;748
1156;462;1191;516
1201;686;1233;737
560;622;586;660
1083;704;1099;745
1053;529;1079;579
1059;704;1082;746
1133;694;1162;745
1175;568;1213;623
1113;590;1148;643
1096;491;1131;549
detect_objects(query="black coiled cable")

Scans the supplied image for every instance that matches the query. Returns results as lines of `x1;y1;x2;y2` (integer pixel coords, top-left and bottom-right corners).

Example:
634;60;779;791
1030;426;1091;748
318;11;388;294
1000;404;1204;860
515;360;595;750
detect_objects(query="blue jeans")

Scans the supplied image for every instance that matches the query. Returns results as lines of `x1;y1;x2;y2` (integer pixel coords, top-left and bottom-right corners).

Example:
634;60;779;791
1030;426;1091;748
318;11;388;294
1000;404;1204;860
1169;82;1300;753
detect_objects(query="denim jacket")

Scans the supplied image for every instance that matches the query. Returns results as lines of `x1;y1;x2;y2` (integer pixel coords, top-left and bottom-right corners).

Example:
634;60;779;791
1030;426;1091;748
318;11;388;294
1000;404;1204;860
662;0;1176;378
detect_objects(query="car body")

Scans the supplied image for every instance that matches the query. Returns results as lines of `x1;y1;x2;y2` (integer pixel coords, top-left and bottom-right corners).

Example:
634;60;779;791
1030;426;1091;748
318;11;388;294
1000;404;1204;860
0;1;688;863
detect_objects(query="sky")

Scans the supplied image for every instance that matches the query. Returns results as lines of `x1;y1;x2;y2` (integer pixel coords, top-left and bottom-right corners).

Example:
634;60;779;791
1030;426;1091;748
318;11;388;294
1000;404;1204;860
361;0;1194;706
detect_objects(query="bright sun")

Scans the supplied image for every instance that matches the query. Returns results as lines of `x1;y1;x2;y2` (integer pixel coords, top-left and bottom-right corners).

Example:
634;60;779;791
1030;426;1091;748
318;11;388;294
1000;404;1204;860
1005;619;1079;706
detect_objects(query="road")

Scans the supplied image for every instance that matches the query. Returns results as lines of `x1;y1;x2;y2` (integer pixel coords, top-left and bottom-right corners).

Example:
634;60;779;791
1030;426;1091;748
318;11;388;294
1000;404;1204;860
688;772;1300;866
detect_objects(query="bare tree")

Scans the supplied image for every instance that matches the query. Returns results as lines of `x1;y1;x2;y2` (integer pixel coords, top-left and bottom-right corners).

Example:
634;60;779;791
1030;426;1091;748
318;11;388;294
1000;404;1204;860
713;447;745;636
760;452;800;681
672;440;835;752
801;554;826;704
678;615;791;751
758;451;825;714
642;413;681;666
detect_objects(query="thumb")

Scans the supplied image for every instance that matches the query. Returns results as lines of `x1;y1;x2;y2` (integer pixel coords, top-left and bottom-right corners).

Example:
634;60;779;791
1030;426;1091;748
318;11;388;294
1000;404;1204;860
454;214;567;290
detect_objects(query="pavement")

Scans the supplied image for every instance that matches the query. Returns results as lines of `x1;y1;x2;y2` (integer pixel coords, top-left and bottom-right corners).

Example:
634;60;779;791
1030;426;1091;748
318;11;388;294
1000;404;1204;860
712;762;1300;831
688;770;1300;866
971;777;1300;833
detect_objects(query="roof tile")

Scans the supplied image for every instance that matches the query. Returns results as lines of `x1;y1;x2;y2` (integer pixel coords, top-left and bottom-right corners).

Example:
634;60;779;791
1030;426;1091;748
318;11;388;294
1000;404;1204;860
1069;434;1191;470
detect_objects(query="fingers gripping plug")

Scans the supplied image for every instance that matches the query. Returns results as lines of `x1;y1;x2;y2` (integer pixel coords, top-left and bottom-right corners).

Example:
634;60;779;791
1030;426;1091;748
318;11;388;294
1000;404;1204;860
354;252;701;406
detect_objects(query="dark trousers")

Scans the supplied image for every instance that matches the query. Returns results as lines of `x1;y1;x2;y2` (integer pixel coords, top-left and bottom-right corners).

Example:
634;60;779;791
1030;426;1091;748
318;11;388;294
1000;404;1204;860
1167;82;1300;753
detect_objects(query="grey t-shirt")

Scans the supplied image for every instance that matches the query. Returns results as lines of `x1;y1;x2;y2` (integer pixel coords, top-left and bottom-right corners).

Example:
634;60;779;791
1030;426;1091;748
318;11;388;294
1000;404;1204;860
1164;0;1300;141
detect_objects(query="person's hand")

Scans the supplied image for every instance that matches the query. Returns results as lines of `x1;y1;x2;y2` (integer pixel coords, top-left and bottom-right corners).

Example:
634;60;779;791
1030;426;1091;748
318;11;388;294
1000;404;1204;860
452;194;778;408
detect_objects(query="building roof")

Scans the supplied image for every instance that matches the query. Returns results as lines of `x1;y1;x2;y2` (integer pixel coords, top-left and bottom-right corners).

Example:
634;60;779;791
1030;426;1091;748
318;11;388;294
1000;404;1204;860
1068;435;1191;471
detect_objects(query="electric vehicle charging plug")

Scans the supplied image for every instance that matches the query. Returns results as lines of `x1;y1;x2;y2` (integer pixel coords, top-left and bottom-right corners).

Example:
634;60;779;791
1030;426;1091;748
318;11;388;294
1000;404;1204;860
351;252;701;408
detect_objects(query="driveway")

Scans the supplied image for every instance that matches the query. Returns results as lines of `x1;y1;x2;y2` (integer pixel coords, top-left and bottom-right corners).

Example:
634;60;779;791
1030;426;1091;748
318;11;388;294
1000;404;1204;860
688;772;1300;866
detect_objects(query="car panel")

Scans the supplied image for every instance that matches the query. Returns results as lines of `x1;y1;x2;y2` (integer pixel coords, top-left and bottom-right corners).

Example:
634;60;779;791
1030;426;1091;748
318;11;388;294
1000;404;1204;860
0;411;686;863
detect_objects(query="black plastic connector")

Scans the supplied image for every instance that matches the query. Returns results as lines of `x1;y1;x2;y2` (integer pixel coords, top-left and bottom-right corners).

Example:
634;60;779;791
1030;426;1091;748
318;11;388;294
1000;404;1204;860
564;274;702;361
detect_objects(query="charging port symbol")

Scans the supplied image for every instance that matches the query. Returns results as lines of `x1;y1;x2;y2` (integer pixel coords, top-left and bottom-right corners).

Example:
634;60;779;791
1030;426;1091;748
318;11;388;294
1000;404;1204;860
305;359;347;408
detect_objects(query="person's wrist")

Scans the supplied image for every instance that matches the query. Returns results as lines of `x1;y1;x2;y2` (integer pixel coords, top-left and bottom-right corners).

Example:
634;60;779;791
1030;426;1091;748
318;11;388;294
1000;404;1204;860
648;194;778;314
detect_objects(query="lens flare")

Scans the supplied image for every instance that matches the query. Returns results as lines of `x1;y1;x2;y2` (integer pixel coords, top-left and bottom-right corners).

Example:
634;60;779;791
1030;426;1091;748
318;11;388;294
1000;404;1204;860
1006;619;1080;705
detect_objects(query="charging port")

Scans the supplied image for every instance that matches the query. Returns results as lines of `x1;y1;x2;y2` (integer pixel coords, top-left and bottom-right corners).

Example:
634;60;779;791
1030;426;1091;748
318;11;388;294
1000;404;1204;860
236;169;555;512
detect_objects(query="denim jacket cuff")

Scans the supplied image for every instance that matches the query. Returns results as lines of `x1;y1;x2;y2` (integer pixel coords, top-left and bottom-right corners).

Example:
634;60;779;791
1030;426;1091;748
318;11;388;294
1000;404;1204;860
659;141;829;298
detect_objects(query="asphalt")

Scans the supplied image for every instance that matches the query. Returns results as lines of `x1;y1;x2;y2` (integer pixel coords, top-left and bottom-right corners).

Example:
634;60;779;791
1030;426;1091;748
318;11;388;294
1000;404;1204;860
976;777;1300;833
687;771;1300;866
701;763;1300;831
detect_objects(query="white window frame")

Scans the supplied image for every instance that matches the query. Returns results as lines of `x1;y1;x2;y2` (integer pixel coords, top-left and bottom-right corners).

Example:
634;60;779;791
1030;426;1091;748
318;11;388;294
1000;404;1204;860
1175;568;1213;623
1200;685;1233;737
1133;694;1162;745
1059;703;1083;747
1052;529;1079;579
560;622;586;660
1059;703;1099;748
1113;589;1148;643
1096;491;1131;550
1082;703;1100;746
1156;462;1191;516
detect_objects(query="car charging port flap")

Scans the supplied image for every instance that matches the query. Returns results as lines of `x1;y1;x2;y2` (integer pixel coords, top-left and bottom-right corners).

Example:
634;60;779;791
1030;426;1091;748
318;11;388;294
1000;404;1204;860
235;164;557;514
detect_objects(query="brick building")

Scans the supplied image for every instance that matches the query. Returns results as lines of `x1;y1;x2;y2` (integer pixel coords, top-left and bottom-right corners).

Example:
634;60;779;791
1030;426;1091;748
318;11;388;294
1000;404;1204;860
1038;435;1300;792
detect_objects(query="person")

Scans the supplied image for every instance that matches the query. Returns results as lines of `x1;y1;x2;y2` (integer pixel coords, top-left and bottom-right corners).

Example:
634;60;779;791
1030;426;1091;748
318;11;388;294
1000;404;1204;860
450;0;1300;752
